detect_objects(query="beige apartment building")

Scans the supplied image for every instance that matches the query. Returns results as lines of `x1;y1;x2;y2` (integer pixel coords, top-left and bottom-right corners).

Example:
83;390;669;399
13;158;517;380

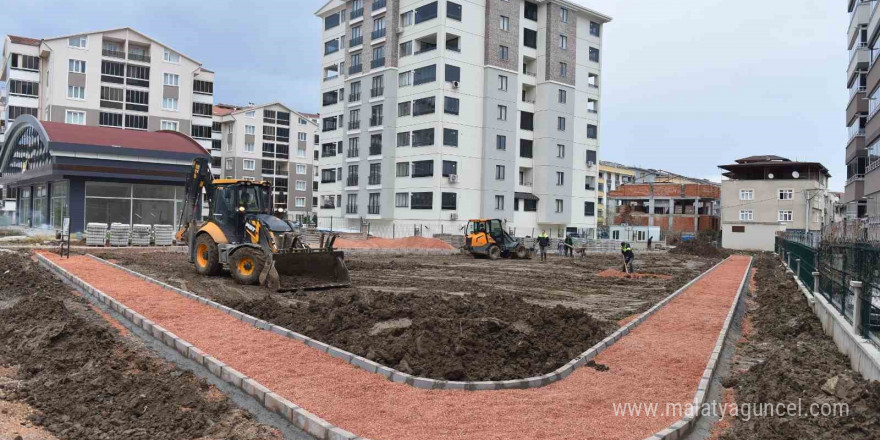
719;155;831;251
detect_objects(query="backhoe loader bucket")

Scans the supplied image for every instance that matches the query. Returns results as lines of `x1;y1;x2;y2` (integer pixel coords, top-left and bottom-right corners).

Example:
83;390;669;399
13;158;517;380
262;249;351;290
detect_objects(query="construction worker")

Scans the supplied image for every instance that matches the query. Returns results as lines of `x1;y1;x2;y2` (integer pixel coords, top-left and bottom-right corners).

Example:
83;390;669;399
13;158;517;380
564;234;574;257
647;236;653;250
537;230;550;262
621;242;635;273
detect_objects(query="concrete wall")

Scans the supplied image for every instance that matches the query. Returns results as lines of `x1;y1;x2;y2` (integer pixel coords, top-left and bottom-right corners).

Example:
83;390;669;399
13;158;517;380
721;222;778;251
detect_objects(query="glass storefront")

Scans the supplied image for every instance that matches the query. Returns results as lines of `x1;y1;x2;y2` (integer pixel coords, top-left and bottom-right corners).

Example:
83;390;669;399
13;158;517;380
85;182;184;227
32;184;47;227
50;181;69;229
17;187;31;227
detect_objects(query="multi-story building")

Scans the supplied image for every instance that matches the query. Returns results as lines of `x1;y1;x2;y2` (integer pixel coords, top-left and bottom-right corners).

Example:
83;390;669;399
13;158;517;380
847;0;872;218
606;181;720;235
315;0;610;237
212;103;320;222
597;161;635;226
719;155;831;251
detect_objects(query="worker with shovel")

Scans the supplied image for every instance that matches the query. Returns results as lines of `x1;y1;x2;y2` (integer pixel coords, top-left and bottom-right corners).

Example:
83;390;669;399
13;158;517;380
620;242;635;274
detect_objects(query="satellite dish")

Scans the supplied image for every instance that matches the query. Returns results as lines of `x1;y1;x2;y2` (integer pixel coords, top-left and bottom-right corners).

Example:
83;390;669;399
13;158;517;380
792;171;800;179
768;173;775;179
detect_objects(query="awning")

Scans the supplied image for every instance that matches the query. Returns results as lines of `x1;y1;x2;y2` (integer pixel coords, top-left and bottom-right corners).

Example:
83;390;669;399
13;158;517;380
515;192;539;201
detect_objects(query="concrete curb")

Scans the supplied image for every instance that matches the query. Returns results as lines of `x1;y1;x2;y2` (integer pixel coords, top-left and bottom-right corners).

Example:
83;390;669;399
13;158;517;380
84;253;732;391
641;256;753;440
34;253;367;440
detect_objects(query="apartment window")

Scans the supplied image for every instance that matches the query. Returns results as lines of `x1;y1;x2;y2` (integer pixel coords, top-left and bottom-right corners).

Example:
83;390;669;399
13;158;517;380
193;102;212;117
126;89;149;112
410;192;433;209
396;192;409;207
444;97;460;115
413;96;436;116
162;97;179;111
370;134;383;155
442;160;458;177
413;64;437;85
495;195;504;210
161;73;179;87
525;1;538;21
397;131;411;147
194;80;214;95
191;125;212;139
778;210;793;222
99;112;123;128
561;7;569;23
558;172;568;186
588;73;599;88
68;59;86;73
559;89;567;104
441;192;457;210
294;197;306;208
412;160;434;177
500;16;510;31
496;165;505;180
398;101;412;117
557;144;565;158
499;75;508;91
245;125;256;135
399;71;412;87
557;117;566;131
497;135;507;150
296;164;307;174
325;39;340;55
415;1;439;24
498;105;508;121
245;142;255;153
447;1;462;20
371;45;385;68
555;199;563;213
587;149;597;164
590;21;601;37
412;128;435;147
445;64;460;83
65;110;86;125
69;35;87;48
779;189;793;200
10;54;40;71
739;210;754;221
125;114;148;130
739;189;754;200
559;35;568;50
160;120;179;131
521;111;534;130
446;35;461;52
396;162;410;177
400;41;413;57
499;45;509;61
584;202;595;217
560;62;568;77
67;85;85;100
443;128;458;147
126;64;150;86
242;159;255;171
370;104;383;126
589;47;600;62
587;124;598;139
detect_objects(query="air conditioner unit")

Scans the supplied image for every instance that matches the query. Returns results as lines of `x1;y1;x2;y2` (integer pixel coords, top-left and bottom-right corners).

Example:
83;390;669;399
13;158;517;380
587;161;595;168
451;81;460;89
450;213;459;221
448;174;459;183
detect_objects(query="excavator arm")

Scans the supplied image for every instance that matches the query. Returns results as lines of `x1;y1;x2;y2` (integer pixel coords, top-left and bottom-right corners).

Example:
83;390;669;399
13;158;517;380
175;156;214;243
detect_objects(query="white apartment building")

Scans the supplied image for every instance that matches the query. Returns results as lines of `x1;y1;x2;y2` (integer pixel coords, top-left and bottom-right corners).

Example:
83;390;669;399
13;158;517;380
315;0;609;237
212;103;320;221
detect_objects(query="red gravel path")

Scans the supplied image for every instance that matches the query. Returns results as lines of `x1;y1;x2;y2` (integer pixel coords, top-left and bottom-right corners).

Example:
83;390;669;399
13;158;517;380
41;252;750;440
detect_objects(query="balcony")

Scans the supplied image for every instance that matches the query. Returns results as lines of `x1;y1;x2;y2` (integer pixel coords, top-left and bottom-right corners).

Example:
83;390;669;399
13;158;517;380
321;202;336;209
371;28;387;40
349;64;363;75
370;57;385;69
351;8;363;20
369;174;381;185
370;116;383;127
127;52;150;63
347;176;359;186
102;48;125;59
348;120;361;130
370;87;383;98
372;0;386;10
350;36;363;47
368;204;380;215
349;92;361;102
346;204;358;214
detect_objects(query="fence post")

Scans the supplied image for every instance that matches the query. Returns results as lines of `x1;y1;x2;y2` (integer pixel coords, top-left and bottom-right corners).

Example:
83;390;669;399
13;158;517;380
392;223;395;239
852;281;864;336
786;252;791;269
795;258;801;281
812;272;820;295
330;217;333;233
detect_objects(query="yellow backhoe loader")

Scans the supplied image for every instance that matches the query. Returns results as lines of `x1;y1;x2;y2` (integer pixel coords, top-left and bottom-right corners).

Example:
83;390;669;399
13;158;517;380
464;218;532;260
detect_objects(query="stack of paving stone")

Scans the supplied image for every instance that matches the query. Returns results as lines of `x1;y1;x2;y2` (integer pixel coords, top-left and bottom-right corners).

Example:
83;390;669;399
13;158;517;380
109;223;131;247
131;224;152;246
154;224;175;246
85;223;108;246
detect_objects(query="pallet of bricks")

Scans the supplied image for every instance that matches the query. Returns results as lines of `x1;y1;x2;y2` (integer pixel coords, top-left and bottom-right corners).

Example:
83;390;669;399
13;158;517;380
131;224;152;246
109;223;131;247
85;223;108;246
154;224;174;246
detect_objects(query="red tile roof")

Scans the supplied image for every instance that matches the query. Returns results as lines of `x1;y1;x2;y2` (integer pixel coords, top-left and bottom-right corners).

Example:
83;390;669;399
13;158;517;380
8;35;40;46
42;122;207;156
212;106;237;116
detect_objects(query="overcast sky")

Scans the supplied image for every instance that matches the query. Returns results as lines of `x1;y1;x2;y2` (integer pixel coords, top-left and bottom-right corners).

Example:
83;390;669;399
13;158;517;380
0;0;847;189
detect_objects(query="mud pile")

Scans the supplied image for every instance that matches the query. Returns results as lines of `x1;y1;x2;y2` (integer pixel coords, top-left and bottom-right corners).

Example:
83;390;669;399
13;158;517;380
0;253;280;440
720;254;880;440
670;239;729;259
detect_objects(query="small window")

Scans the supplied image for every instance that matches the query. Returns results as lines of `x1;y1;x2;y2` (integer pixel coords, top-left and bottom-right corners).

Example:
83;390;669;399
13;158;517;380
497;135;507;150
557;144;565;158
443;128;458;147
398;101;412;117
559;35;568;50
68;35;87;48
164;49;181;63
442;160;458;177
495;195;504;210
243;159;255;171
500;45;509;60
555;199;564;213
559;89;567;104
400;41;413;57
445;64;461;83
397;131;411;147
65;110;86;125
739;210;753;221
779;189;793;200
590;21;601;37
557;117;566;131
560;62;568;77
396;192;409;207
556;171;564;185
496;165;505;180
68;59;86;73
587;124;598;139
589;47;600;62
500;16;510;31
396;162;410;177
499;75;508;91
162;97;179;111
778;210;793;222
163;73;180;86
442;192;457;210
67;85;85;100
447;1;462;20
246;125;256;135
245;142;255;153
160;120;179;131
399;71;412;87
444;96;460;115
739;189;753;200
498;105;507;120
561;7;569;23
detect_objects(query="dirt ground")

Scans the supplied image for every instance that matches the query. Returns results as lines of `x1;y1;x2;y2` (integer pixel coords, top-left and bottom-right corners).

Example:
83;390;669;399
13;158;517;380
0;250;283;440
718;253;880;439
91;249;718;381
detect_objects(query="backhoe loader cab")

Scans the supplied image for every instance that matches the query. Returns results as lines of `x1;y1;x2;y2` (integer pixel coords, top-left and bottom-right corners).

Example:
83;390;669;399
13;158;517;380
464;218;531;260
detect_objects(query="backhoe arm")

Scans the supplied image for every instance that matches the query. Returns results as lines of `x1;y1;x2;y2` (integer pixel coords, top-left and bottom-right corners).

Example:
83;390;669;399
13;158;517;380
175;156;214;242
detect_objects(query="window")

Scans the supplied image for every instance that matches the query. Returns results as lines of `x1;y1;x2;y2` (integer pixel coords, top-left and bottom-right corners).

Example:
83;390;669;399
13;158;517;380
397;131;411;147
125;114;148;130
191;125;212;139
413;96;436;116
559;35;568;50
163;49;180;63
162;97;179;111
67;85;85;100
296;164;307;174
442;192;457;210
412;160;434;177
243;159;255;171
245;142;255;153
445;64;460;83
245;125;256;135
415;1;439;24
778;210;793;222
587;124;598;139
561;7;569;23
739;189;754;200
442;160;458;177
399;71;412;87
325;12;341;29
498;105;508;120
443;128;458;147
739;210;754;221
779;189;794;200
400;41;413;57
495;195;504;210
160;120;179;131
412;128;435;147
501;16;510;31
10;54;39;71
68;59;86;73
411;192;433;209
589;47;600;62
496;165;505;180
497;135;507;150
68;35;87;48
194;80;214;95
556;172;565;185
444;96;459;115
586;149;597;164
524;28;537;48
398;101;412;117
499;45;509;60
65;110;86;125
99;112;123;128
521;111;534;130
163;73;180;86
447;1;462;20
557;117;566;131
560;62;568;77
396;162;410;177
499;75;508;91
557;144;565;158
524;1;538;20
555;199;564;213
401;10;414;27
324;39;340;55
559;89;567;104
295;197;306;208
413;64;437;85
193;102;212;116
590;21;601;37
396;192;409;207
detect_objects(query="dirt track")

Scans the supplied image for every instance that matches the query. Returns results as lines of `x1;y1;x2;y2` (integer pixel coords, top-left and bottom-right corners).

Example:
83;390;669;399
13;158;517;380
91;249;718;381
0;251;282;440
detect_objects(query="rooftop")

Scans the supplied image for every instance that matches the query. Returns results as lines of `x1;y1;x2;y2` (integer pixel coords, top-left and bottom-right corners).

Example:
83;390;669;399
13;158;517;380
42;121;207;156
8;35;40;46
718;155;830;179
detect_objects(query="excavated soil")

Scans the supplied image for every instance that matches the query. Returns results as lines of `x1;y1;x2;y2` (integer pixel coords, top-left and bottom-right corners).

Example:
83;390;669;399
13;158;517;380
91;249;717;381
670;239;730;259
0;251;282;440
719;253;880;440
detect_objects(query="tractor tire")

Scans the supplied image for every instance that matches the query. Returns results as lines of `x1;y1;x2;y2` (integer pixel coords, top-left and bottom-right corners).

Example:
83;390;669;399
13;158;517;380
488;245;501;260
194;234;221;276
514;245;529;259
230;248;265;285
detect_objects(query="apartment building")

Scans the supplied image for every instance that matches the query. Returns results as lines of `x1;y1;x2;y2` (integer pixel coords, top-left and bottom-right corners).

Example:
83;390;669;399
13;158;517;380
315;0;609;237
606;182;720;235
719;155;831;251
848;0;872;218
597;161;634;226
212;103;320;221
